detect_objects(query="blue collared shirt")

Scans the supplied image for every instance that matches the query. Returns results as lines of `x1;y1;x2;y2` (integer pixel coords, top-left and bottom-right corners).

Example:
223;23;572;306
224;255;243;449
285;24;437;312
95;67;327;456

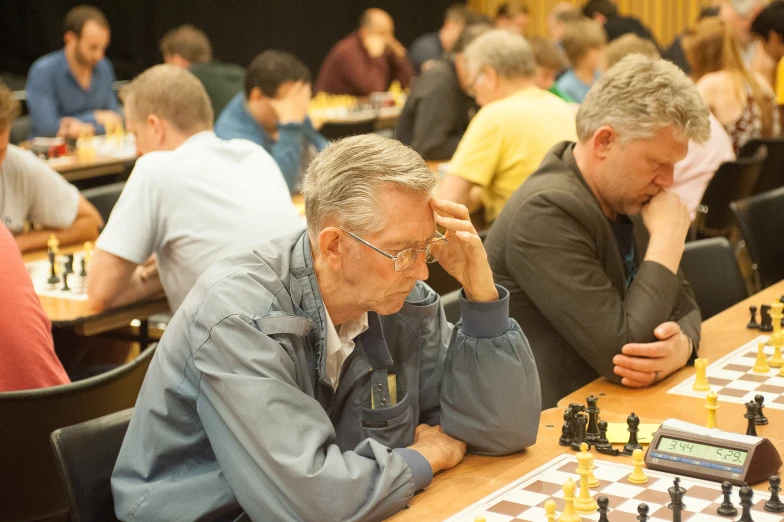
214;93;328;193
25;49;120;138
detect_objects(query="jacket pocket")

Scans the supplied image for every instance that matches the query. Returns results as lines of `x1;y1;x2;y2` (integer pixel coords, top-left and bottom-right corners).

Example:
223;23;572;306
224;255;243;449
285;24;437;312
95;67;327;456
359;392;415;448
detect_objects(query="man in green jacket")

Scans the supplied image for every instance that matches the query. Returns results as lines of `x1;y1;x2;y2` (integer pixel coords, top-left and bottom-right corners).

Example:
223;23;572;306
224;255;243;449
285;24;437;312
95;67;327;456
486;55;710;408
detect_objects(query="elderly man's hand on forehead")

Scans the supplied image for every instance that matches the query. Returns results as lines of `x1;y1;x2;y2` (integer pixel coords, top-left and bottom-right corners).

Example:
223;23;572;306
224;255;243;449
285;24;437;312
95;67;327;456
429;198;499;303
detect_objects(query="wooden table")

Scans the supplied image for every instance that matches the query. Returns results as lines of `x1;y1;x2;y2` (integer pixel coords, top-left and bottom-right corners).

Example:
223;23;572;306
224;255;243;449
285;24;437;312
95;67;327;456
47;154;136;182
24;244;169;336
388;282;784;521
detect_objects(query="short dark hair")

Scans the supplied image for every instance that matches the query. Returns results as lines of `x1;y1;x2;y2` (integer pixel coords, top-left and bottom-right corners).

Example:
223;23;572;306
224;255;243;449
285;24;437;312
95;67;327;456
244;50;311;98
496;1;529;19
445;4;470;24
583;0;618;20
63;5;109;37
452;23;493;54
751;0;784;40
160;25;212;63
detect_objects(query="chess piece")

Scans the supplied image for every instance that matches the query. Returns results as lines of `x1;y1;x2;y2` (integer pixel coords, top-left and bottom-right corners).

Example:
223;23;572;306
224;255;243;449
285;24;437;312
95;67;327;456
754;395;768;425
585;395;601;443
597;496;610;522
628;448;648;484
753;341;771;373
544;499;557;522
575;443;598;513
748;305;760;329
706;391;719;429
717;481;738;516
668;477;686;522
595;419;620;456
47;249;59;285
636;503;649;522
473;516;486;522
580;442;600;488
693;358;710;392
760;305;774;332
61;271;70;292
744;401;759;436
560;406;574;447
738;483;754;522
768;302;784;368
765;476;784;513
571;414;589;451
623;412;643;455
558;477;580;522
47;233;60;254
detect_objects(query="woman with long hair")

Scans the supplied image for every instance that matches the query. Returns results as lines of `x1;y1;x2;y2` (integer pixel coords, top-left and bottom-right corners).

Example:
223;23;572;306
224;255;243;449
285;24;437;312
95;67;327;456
683;17;779;154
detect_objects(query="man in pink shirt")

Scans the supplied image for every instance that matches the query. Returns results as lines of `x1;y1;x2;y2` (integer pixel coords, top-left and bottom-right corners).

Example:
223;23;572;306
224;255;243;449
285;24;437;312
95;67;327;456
0;224;70;391
316;8;414;95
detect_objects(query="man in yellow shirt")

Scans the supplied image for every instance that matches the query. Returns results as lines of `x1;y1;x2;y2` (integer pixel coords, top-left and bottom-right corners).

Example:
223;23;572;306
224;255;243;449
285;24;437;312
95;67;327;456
437;30;577;224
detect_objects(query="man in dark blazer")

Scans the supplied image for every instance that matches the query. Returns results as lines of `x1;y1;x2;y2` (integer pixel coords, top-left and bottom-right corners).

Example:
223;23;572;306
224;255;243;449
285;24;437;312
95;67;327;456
485;55;711;408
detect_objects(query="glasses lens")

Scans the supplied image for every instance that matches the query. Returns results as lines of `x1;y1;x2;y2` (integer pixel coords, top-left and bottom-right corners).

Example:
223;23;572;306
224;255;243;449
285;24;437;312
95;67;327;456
395;248;415;272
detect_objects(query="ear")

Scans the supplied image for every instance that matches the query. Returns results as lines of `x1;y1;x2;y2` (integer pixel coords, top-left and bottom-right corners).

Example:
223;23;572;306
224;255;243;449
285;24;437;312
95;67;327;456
147;114;165;144
484;66;500;89
592;126;616;159
318;227;344;272
248;87;265;103
64;31;76;47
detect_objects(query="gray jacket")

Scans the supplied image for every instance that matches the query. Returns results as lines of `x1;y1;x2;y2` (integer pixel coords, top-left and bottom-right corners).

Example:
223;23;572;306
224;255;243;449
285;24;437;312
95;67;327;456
112;231;541;522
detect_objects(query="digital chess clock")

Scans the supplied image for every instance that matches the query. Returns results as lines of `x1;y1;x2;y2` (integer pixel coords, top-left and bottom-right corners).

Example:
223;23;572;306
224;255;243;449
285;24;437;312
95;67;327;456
645;419;781;486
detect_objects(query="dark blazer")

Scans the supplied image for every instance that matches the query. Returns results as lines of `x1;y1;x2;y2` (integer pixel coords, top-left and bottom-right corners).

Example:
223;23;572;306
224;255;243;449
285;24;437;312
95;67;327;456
485;141;701;408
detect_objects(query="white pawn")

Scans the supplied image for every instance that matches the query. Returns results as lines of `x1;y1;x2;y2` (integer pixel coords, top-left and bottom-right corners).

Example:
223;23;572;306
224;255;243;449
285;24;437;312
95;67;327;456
558;477;580;522
628;448;648;484
545;499;556;522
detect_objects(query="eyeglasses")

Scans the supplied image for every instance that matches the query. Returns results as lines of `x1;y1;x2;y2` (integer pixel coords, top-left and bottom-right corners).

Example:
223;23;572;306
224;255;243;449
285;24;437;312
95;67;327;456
336;227;448;272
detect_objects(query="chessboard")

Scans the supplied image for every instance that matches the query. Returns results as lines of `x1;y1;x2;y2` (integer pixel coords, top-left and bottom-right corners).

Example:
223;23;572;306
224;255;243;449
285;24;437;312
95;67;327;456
668;336;784;411
26;252;89;301
445;454;777;522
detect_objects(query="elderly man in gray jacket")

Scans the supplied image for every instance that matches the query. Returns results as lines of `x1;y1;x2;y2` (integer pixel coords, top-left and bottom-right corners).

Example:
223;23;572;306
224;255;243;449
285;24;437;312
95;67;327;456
112;134;541;522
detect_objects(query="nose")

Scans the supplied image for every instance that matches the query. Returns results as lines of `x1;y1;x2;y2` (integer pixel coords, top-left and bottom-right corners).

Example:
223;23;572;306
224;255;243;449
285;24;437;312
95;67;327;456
657;165;675;189
406;250;430;282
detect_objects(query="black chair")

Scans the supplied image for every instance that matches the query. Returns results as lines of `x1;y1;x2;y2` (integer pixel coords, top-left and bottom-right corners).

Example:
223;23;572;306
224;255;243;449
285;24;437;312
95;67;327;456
731;187;784;289
51;409;132;522
318;119;377;140
0;345;156;522
692;145;767;238
679;238;748;320
739;137;784;195
81;181;126;224
440;288;462;324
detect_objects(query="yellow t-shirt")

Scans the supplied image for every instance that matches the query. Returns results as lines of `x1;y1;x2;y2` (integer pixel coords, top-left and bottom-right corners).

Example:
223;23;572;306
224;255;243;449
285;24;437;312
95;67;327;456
449;87;577;223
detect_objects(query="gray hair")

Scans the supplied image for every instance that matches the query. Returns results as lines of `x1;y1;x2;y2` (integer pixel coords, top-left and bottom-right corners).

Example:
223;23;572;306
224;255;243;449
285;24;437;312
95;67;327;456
302;135;438;241
576;54;711;145
463;29;536;79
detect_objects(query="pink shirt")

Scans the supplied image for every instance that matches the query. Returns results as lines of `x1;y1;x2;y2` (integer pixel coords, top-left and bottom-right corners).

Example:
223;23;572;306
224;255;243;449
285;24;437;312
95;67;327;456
0;225;70;391
671;113;736;219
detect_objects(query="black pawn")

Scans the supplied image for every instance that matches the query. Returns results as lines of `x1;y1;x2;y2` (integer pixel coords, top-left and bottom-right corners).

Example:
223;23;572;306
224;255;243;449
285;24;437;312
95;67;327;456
597;495;610;522
738;483;754;522
760;305;774;332
571;414;589;451
754;395;768;426
744;401;759;436
61;271;70;292
717;481;737;517
47;250;59;284
765;476;784;513
623;412;643;455
748;306;760;329
636;503;649;522
595;419;620;456
79;253;87;277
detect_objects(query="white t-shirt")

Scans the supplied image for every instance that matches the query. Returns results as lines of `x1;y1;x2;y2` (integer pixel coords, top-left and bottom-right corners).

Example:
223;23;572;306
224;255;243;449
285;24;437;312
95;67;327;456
0;145;79;234
97;131;305;311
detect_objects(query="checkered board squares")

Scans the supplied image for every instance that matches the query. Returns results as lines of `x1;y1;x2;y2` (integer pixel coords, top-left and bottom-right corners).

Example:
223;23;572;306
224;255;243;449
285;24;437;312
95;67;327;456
444;454;777;522
26;258;88;301
667;336;784;410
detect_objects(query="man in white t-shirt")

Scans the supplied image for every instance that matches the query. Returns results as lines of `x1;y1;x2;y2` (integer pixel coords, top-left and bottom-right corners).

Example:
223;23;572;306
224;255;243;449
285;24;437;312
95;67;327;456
87;65;304;312
0;81;102;252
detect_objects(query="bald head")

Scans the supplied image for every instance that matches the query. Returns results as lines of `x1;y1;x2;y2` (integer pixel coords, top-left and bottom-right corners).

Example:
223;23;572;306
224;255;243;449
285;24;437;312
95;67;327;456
360;8;394;35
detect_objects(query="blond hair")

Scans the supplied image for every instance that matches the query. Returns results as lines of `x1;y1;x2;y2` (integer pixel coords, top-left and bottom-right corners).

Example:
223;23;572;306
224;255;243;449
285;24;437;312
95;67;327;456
562;17;607;65
302;135;437;241
605;33;660;69
121;64;213;134
683;17;774;136
0;81;21;133
576;55;710;144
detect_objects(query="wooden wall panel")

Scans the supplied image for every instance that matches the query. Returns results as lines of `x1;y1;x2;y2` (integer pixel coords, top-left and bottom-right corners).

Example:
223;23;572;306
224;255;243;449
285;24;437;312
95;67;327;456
468;0;718;48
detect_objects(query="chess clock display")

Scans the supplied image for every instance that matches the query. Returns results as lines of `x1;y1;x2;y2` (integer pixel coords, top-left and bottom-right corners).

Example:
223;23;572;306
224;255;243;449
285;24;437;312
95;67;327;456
645;419;782;486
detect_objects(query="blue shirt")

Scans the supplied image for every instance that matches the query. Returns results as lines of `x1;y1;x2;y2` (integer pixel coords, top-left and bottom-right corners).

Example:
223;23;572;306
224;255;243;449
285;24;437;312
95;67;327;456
25;49;120;138
554;68;601;104
214;93;328;193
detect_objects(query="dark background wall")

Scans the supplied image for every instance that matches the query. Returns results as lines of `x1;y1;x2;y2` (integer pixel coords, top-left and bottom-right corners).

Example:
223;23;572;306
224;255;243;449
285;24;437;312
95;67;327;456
0;0;454;82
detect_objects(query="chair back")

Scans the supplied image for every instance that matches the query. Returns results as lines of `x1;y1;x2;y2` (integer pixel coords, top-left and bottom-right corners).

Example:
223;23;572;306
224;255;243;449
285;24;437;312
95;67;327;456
695;145;766;234
0;345;156;521
739;137;784;195
731;187;784;289
680;238;748;319
81;182;126;224
50;409;133;522
318;119;376;141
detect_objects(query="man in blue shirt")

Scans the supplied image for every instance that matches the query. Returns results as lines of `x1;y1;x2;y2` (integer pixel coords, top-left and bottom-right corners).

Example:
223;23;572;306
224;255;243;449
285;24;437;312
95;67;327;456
215;50;327;194
25;5;122;138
